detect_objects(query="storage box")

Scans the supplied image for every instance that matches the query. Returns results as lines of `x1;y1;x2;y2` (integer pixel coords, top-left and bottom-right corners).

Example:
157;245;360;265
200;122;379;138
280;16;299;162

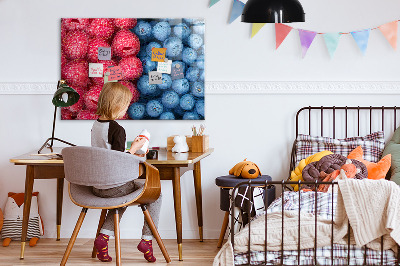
191;135;209;153
167;135;192;151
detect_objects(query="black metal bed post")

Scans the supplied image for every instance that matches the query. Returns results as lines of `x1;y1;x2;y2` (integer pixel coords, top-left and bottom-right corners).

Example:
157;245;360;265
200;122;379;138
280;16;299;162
331;182;334;265
264;180;268;266
314;180;318;266
247;180;252;264
298;180;301;266
281;181;285;266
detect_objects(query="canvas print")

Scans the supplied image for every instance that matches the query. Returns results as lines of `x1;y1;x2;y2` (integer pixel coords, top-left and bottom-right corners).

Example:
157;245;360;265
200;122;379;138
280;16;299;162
61;18;205;120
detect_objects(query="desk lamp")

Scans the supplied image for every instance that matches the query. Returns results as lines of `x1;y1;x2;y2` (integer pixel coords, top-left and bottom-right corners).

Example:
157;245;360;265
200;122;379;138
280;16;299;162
38;80;80;154
241;0;305;23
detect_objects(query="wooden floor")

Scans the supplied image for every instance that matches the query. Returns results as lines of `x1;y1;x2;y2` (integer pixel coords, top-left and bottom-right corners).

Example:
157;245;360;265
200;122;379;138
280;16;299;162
0;239;221;265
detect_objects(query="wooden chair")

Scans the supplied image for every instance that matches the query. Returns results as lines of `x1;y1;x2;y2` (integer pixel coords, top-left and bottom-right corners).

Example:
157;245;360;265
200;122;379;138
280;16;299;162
60;146;171;265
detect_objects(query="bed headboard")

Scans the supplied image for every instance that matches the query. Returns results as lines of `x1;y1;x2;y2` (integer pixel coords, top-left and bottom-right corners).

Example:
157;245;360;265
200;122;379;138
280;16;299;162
290;106;400;179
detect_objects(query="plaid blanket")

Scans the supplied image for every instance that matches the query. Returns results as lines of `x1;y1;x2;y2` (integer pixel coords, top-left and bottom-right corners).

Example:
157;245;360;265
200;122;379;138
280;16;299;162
234;191;397;265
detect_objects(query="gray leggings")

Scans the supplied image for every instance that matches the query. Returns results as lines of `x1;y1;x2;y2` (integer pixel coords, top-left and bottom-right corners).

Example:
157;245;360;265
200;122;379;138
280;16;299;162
92;180;162;240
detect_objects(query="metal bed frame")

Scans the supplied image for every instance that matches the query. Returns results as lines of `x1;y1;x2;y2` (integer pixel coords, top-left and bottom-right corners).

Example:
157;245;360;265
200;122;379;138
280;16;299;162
230;106;400;266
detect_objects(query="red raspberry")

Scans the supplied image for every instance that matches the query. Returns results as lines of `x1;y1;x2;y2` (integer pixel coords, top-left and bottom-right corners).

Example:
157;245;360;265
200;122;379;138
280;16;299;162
62;18;90;31
114;18;137;29
87;18;115;39
84;84;103;111
61;60;89;87
62;30;89;60
112;29;140;58
77;109;99;120
119;57;143;80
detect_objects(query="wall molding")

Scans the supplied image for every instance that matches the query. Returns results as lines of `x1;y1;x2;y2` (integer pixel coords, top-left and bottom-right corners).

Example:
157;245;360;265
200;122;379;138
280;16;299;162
1;81;400;95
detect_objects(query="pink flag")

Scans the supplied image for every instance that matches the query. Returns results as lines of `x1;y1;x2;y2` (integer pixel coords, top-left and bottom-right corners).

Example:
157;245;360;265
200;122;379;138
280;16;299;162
275;23;293;49
378;21;398;50
298;29;317;58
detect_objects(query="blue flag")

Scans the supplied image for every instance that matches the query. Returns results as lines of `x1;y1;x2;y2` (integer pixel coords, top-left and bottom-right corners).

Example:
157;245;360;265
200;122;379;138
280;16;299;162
229;0;245;24
351;29;370;55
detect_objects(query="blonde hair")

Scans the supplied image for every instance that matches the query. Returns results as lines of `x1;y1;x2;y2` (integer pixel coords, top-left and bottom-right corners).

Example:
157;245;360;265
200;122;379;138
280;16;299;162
96;82;133;120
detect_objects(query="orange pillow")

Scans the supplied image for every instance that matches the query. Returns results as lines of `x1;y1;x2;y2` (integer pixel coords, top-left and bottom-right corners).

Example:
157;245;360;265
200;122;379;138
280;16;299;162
347;146;391;180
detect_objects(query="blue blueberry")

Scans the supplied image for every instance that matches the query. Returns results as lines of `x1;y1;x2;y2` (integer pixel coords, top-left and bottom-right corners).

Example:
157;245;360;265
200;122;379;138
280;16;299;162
172;78;190;95
197;45;205;56
199;70;204;81
146;100;164;117
180;94;195;110
192;23;205;35
194;55;204;70
157;74;172;90
183;112;200;120
141;58;157;73
163;37;183;58
128;103;146;120
145;42;162;57
152;22;171;42
133;21;153;41
190;81;204;97
182;48;198;64
195;100;204;117
173;23;191;39
174;105;185;117
185;67;200;82
183;18;202;25
160;112;175;120
187;34;203;50
162;90;180;108
137;75;158;96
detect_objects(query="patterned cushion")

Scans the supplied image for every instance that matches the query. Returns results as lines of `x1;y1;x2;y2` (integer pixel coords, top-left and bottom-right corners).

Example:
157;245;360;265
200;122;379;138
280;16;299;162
295;131;385;166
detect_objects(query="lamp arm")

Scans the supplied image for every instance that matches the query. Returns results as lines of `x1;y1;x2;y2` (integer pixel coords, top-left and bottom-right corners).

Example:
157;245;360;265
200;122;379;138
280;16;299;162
50;105;57;149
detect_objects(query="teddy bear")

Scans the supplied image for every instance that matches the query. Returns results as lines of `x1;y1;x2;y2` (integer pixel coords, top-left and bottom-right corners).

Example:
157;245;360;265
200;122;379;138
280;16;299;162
229;159;261;179
1;192;43;247
172;135;189;153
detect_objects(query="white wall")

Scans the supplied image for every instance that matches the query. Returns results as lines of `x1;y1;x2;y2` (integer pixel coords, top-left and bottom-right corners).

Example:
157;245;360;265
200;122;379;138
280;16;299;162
1;0;400;240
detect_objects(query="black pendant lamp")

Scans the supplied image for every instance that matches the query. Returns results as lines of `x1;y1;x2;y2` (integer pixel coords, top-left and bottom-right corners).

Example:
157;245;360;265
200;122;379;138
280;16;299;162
242;0;305;23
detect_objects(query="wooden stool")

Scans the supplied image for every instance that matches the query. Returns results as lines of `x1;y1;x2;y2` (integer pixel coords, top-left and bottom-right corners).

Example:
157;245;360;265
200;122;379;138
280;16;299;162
215;175;275;248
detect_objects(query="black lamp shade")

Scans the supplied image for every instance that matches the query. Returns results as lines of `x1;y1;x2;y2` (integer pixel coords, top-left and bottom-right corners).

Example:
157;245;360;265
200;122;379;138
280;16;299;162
241;0;305;23
52;83;80;107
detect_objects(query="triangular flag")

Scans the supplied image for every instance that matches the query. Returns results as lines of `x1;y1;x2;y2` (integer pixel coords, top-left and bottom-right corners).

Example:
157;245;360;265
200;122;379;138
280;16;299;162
298;29;317;58
351;29;370;55
275;23;293;49
323;33;341;58
251;23;266;38
378;21;397;50
229;0;245;24
209;0;220;7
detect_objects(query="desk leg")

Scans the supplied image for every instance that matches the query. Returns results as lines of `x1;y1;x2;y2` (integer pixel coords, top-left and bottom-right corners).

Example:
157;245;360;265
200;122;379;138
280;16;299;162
20;165;34;259
193;161;203;242
56;178;64;241
172;167;183;261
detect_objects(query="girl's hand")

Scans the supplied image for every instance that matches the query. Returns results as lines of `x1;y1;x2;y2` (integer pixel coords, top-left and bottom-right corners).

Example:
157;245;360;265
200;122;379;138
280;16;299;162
134;148;149;157
129;137;147;155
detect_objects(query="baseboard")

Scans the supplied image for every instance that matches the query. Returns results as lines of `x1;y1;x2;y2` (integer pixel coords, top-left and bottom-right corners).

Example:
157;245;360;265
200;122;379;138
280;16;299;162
1;81;400;94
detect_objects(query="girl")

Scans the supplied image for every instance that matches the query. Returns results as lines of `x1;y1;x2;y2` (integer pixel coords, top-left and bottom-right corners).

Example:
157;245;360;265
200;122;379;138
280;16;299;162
91;82;161;263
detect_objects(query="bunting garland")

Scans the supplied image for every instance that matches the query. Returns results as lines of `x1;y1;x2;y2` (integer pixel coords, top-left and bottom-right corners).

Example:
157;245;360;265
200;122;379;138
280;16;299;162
229;0;245;24
209;1;399;58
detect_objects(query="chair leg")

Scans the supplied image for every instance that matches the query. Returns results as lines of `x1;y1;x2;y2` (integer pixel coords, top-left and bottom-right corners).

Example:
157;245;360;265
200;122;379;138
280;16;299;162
92;209;108;258
141;205;171;263
114;209;121;266
217;211;230;248
60;208;88;266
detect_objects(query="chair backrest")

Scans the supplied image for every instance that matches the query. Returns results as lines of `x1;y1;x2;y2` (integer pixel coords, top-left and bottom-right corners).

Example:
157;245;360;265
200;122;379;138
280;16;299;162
62;146;145;187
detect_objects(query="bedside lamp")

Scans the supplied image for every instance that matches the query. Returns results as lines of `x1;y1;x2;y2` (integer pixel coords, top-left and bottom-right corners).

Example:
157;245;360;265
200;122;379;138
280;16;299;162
38;80;80;154
241;0;305;23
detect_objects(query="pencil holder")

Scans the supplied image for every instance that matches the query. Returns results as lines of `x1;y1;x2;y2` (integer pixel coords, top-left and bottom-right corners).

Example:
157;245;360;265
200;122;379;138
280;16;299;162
191;135;209;153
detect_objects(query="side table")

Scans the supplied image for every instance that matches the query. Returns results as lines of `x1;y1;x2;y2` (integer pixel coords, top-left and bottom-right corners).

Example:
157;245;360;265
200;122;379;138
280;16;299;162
215;175;275;248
